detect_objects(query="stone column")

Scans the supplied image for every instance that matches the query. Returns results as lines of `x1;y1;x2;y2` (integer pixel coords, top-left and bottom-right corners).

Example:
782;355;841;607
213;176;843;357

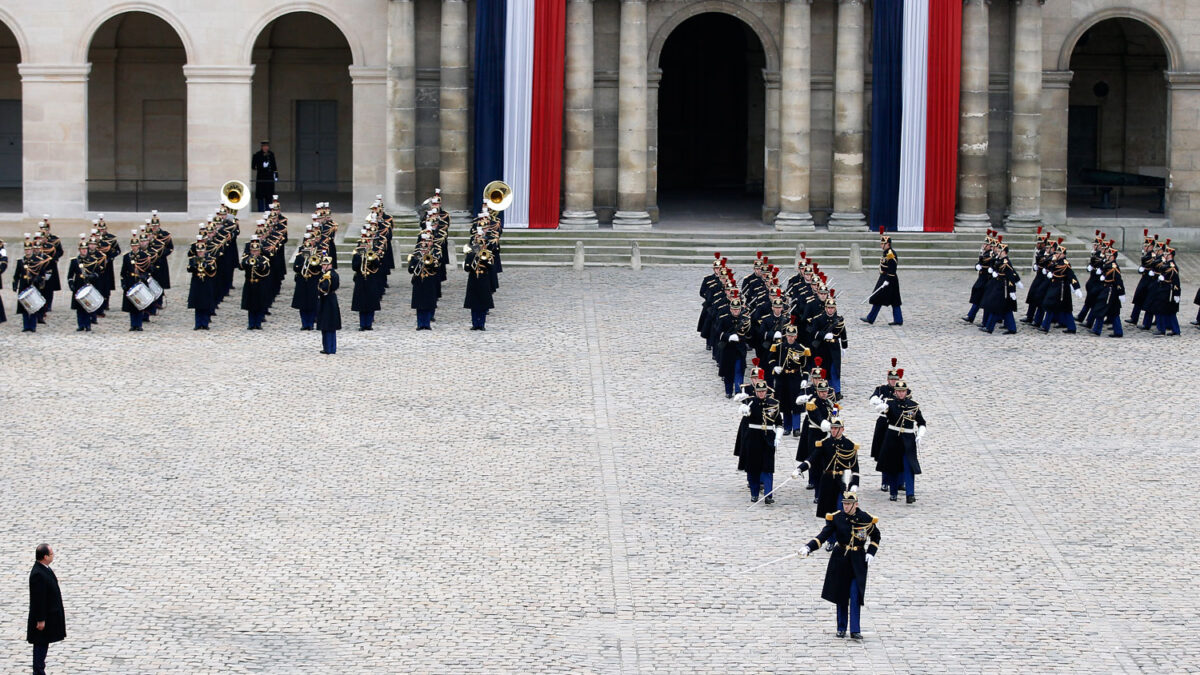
182;65;254;218
19;64;90;218
775;0;815;230
762;69;781;223
1041;70;1073;227
613;0;652;230
387;0;419;224
828;0;867;230
645;68;661;222
439;0;470;219
350;66;388;223
1004;0;1043;230
560;0;599;229
954;0;990;230
1165;71;1200;227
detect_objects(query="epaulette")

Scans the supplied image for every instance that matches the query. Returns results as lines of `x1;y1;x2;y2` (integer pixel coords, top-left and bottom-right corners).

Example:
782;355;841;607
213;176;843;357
806;401;816;411
825;513;835;521
885;251;896;260
815;440;823;447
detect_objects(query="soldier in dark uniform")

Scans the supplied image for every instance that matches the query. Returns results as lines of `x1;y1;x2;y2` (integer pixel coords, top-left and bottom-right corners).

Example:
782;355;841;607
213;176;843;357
1021;230;1052;326
1148;244;1182;336
36;221;63;321
147;212;173;315
735;380;784;503
758;291;790;382
187;237;219;330
239;239;272;329
699;253;727;342
351;228;382;331
409;237;440;330
861;230;903;326
66;236;100;332
979;242;1021;334
463;232;496;330
0;236;8;324
316;256;341;354
13;235;51;332
94;218;120;315
119;232;151;331
291;234;321;330
797;369;838;495
767;321;811;435
716;295;753;398
1077;231;1107;326
873;376;927;503
1127;230;1157;326
796;417;860;519
809;293;848;397
1038;244;1083;334
797;492;880;640
1088;241;1125;338
252;140;277;212
963;232;995;324
868;361;900;491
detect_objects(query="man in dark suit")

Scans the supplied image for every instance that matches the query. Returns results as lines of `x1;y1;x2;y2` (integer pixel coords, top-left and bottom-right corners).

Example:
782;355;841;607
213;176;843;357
28;543;65;675
252;140;277;212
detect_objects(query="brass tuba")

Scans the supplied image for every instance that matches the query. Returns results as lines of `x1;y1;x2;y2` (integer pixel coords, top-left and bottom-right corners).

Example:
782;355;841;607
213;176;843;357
220;179;251;212
482;180;513;212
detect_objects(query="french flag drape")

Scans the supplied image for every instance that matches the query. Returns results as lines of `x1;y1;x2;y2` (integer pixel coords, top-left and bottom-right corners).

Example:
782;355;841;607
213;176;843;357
869;0;961;232
472;0;566;229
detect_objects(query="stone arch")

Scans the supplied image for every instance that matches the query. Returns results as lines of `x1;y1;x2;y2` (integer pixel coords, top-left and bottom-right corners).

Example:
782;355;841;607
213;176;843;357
76;2;194;63
1057;8;1182;72
648;0;780;73
242;2;364;67
0;7;29;62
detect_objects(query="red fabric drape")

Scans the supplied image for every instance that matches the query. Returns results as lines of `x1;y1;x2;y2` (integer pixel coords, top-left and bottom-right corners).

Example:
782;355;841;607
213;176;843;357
528;0;566;228
923;0;962;232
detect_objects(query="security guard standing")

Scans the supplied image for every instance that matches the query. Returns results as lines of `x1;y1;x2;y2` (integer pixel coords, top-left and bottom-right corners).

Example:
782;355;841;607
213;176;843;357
252;140;277;212
797;491;880;640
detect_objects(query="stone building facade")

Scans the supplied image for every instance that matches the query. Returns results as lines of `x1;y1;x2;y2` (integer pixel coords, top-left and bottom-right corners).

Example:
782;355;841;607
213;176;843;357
0;0;1197;231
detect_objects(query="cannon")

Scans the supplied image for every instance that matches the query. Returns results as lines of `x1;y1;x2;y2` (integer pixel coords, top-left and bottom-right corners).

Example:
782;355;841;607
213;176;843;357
1079;168;1166;213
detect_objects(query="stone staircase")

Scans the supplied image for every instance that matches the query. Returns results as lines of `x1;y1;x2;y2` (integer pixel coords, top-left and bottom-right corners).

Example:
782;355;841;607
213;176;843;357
339;228;1050;270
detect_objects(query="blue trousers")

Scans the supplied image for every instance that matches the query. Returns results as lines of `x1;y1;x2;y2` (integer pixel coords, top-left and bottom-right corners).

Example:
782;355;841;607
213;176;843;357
22;311;39;331
1156;313;1180;335
1091;314;1121;337
194;309;210;329
76;309;93;330
470;308;489;329
836;578;862;633
300;310;316;329
417;309;433;329
359;311;375;329
1041;312;1075;332
965;302;980;321
866;304;903;324
128;311;143;329
782;410;794;434
723;357;745;397
1141;313;1156;329
33;641;48;675
982;311;1016;333
322;330;337;354
247;311;264;329
1129;305;1142;322
747;471;774;499
826;352;842;394
888;454;915;498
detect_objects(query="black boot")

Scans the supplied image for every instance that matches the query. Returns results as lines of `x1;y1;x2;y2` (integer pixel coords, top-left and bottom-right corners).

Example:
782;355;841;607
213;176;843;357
906;495;916;504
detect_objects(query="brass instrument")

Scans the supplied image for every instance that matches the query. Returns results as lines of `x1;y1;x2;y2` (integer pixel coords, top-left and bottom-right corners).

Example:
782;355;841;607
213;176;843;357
220;179;251;212
482;180;513;212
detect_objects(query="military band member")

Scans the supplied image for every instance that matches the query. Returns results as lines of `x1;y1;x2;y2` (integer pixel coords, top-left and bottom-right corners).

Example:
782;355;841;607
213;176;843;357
861;229;903;326
94;218;120;315
66;236;99;332
868;360;900;491
240;239;271;330
36;220;63;321
13;235;51;332
735;380;784;503
292;234;322;330
809;292;848;396
0;237;7;324
187;238;219;330
119;232;150;331
767;321;811;435
873;374;927;503
316;257;341;354
409;237;440;330
797;491;880;640
351;228;382;331
795;417;860;519
463;229;496;330
147;212;173;315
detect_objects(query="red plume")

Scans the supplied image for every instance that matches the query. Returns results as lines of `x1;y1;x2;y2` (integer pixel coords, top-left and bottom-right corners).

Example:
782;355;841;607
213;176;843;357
820;369;828;380
879;224;885;234
789;316;796;325
814;357;823;368
1166;238;1172;245
891;357;897;368
721;257;728;265
756;251;763;259
1143;229;1149;236
732;290;739;298
714;251;720;259
896;368;904;378
800;251;807;259
829;288;836;298
1037;226;1042;234
1100;232;1106;239
775;288;782;297
752;357;760;367
1095;229;1101;236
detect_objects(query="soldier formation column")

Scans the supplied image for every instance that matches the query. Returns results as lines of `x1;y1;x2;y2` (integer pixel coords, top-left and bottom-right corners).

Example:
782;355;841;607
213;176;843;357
955;0;990;230
775;0;816;231
1005;0;1044;230
439;0;470;219
387;0;418;223
828;0;867;231
613;0;652;230
560;0;600;229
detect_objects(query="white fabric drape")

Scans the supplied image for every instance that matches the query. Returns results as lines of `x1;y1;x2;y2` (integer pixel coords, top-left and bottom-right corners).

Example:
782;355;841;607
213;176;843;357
897;0;929;232
503;0;535;228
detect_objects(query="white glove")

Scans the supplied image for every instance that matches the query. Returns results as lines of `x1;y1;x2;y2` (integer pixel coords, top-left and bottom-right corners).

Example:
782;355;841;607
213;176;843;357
1016;281;1025;290
881;281;889;288
1009;292;1017;300
795;394;810;405
865;553;874;564
1175;296;1181;303
733;392;749;403
774;428;785;445
820;420;831;433
975;264;982;271
462;244;471;254
798;548;810;558
991;270;998;278
800;379;809;389
792;463;808;479
868;396;880;408
1118;295;1126;304
874;400;889;413
773;366;782;374
728;334;740;343
1074;289;1084;300
1139;266;1145;273
773;331;782;339
1148;271;1156;278
824;332;834;341
1087;265;1093;272
916;425;927;442
739;404;752;417
1093;269;1102;276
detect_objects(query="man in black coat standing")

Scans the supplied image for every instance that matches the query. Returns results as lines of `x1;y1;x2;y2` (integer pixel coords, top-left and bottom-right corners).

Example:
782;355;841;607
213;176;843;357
252;140;277;212
317;257;341;354
28;543;65;675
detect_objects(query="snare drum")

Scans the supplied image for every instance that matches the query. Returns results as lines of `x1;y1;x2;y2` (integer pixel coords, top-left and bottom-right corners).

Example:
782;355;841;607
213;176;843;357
145;277;164;299
75;284;104;313
18;287;46;314
125;282;156;310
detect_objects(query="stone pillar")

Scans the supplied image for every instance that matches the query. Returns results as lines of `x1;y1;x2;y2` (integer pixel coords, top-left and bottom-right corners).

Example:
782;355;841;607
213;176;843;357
20;64;90;218
1004;0;1043;230
1041;70;1073;227
350;66;388;222
1165;71;1200;227
828;0;867;230
439;0;470;219
560;0;599;229
613;0;652;230
645;68;661;222
387;0;419;224
762;69;781;223
182;66;254;218
954;0;990;230
775;0;815;230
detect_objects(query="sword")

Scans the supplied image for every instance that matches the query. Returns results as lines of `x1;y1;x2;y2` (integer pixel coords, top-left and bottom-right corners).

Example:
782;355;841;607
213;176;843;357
733;551;802;577
861;280;889;304
747;475;795;510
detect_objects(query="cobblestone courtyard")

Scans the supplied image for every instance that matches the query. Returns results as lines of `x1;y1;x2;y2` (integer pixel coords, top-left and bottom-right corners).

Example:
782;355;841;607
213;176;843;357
1;264;1197;673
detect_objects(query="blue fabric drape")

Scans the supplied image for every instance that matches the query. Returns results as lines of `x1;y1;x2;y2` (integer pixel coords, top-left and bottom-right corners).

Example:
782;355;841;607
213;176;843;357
869;0;904;232
473;0;507;215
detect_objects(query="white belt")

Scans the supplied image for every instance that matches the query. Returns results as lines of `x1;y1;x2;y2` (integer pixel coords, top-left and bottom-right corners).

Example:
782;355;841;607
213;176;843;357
888;425;916;434
748;424;778;431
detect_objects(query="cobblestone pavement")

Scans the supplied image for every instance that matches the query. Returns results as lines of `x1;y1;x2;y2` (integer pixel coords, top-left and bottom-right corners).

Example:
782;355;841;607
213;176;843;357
1;260;1198;673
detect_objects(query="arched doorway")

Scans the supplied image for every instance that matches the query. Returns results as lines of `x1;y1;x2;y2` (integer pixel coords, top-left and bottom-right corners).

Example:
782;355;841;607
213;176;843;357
656;13;766;224
1067;18;1169;216
252;13;352;212
87;12;187;212
0;19;20;212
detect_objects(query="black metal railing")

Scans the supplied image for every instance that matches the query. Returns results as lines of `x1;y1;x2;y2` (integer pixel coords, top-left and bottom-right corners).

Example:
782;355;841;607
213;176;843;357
86;179;187;212
260;180;353;213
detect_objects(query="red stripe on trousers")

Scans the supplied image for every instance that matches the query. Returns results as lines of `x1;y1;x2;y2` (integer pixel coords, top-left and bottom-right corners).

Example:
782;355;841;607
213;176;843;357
923;0;961;232
528;0;566;229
